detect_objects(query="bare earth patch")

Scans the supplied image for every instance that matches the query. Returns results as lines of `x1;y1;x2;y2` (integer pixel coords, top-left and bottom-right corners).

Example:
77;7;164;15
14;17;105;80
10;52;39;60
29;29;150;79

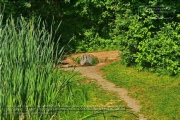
60;50;147;120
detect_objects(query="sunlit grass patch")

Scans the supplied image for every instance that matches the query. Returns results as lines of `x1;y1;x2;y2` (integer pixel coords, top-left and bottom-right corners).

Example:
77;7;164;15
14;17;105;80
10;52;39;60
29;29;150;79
101;61;180;119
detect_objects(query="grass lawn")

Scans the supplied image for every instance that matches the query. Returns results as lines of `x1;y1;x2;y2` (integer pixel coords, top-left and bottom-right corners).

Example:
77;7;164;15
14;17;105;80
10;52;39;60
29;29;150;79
101;61;180;120
60;70;137;120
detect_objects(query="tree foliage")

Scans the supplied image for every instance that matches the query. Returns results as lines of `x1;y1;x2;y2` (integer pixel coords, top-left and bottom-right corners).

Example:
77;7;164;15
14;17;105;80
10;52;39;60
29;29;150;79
1;0;180;75
110;0;180;75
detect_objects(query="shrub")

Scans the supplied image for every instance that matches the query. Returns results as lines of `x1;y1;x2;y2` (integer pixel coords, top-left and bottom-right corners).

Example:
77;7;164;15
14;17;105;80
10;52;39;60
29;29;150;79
136;22;180;75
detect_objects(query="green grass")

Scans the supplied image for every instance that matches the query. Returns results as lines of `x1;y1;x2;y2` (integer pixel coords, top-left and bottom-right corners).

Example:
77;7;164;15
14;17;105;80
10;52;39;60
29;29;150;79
101;61;180;119
60;70;138;120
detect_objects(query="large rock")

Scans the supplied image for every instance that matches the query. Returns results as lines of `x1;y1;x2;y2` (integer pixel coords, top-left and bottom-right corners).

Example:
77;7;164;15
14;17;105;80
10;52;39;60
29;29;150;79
80;54;99;66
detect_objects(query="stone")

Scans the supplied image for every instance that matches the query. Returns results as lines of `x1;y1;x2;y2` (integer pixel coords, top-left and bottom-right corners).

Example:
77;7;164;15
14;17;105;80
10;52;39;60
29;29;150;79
80;54;99;66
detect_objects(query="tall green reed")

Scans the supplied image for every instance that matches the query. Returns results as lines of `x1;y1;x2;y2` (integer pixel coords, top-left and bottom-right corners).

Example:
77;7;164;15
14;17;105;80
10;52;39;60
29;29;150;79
0;14;87;120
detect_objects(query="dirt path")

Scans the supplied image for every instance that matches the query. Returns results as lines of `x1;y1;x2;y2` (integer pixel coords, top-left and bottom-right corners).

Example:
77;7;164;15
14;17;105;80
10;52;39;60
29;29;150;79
60;51;147;120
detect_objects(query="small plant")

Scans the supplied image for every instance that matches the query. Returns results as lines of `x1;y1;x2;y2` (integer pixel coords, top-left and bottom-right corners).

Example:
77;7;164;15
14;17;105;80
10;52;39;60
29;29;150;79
72;56;81;64
90;56;99;65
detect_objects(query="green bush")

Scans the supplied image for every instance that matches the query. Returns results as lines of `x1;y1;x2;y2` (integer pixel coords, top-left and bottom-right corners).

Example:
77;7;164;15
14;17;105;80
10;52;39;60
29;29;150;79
76;29;118;52
111;3;180;76
136;22;180;75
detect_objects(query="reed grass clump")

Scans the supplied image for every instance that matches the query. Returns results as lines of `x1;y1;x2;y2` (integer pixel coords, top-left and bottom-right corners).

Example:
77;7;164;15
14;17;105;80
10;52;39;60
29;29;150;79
0;14;87;119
